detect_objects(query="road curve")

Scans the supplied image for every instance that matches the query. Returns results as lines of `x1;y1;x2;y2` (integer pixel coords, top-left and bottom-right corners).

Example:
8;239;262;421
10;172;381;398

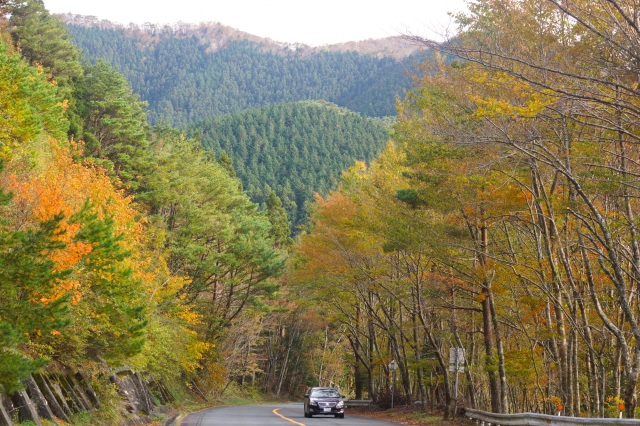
180;403;404;426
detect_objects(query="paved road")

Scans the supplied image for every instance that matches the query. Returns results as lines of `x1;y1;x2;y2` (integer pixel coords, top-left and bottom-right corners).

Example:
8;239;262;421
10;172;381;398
180;403;403;426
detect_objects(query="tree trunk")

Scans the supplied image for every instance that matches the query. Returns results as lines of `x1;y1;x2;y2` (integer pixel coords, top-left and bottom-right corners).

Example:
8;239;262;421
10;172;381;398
479;221;501;413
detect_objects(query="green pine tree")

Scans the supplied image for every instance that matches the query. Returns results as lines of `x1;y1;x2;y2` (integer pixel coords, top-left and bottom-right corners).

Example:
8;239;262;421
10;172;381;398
0;166;71;392
265;190;293;249
68;203;148;361
75;60;150;191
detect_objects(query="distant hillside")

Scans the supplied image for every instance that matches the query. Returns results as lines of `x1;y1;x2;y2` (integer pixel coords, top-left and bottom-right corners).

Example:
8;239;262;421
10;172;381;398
191;101;391;228
59;14;424;58
61;15;431;126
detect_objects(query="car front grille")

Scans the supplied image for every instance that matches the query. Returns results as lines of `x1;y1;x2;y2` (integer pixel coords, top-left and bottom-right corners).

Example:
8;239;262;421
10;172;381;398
318;402;336;408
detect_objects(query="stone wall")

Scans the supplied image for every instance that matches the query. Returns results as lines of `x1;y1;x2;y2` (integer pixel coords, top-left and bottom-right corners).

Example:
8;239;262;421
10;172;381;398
0;367;174;425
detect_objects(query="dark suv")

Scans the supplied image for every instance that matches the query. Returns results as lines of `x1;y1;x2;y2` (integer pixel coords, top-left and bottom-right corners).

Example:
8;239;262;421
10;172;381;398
303;387;345;418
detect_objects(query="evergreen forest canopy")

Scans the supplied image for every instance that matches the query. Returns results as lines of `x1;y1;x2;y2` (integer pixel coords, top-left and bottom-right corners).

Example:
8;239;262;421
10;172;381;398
192;101;391;228
63;22;425;126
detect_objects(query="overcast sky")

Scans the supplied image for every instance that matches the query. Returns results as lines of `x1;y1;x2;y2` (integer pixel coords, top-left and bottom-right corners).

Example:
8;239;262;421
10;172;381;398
43;0;466;46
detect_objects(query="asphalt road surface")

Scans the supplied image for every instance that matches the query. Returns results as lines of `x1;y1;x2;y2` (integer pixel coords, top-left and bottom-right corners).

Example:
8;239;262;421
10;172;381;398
180;403;403;426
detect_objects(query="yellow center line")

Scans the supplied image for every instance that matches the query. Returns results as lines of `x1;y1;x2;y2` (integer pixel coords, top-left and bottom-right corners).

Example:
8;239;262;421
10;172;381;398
272;408;306;426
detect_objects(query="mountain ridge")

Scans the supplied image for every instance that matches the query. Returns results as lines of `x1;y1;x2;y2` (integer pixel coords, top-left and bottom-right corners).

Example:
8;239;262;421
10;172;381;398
63;17;424;124
57;13;425;59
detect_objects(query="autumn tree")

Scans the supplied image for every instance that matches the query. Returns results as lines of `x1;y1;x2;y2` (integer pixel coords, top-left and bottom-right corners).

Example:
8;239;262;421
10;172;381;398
291;146;473;415
397;0;640;416
0;33;73;393
0;165;71;393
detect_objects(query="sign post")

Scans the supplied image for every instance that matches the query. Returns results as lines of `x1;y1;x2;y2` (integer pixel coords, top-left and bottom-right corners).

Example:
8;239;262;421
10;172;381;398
619;403;624;419
389;360;398;409
449;347;465;403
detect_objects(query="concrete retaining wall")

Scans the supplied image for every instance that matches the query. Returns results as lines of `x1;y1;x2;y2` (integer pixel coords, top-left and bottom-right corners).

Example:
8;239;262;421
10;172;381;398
0;367;174;425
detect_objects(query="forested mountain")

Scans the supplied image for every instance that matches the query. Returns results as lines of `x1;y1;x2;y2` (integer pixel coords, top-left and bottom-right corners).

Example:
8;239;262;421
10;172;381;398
62;18;427;125
192;101;391;228
60;17;412;231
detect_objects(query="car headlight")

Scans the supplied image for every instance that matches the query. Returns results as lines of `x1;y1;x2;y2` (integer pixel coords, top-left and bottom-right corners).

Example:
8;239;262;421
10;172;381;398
336;400;344;409
309;399;318;406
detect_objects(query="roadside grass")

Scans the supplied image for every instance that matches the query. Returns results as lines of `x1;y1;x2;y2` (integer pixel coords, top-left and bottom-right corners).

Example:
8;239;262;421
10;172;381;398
349;407;469;425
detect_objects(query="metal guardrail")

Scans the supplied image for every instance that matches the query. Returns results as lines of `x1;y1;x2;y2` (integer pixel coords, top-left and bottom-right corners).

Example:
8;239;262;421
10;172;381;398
465;408;640;425
345;400;373;407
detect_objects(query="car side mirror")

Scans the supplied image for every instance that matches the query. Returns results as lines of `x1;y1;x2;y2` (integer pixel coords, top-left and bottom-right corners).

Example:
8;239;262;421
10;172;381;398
304;394;309;398
341;395;345;398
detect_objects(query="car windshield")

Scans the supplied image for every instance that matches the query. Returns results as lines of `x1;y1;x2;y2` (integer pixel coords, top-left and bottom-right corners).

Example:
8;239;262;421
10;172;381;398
311;389;341;398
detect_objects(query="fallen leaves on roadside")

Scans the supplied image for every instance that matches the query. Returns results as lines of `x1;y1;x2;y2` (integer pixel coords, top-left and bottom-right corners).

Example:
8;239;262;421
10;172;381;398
348;407;469;425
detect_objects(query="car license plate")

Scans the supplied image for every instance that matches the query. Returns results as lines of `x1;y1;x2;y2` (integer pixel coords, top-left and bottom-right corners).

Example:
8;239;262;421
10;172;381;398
323;408;331;412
